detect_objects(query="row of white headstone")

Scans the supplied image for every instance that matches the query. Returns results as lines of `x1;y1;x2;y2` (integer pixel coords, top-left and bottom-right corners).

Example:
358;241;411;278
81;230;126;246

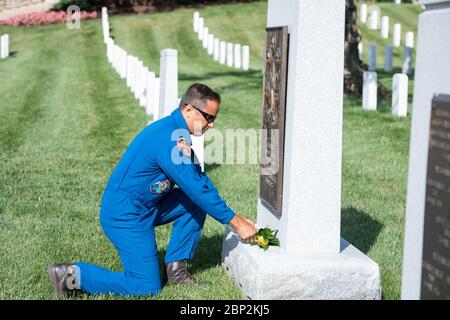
102;7;161;120
361;42;413;75
360;3;414;48
192;11;250;70
363;71;409;117
105;38;162;118
101;7;205;171
1;34;9;59
102;7;110;44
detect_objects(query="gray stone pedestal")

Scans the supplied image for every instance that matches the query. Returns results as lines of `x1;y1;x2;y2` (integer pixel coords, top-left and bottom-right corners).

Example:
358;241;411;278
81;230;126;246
221;0;381;300
222;227;381;300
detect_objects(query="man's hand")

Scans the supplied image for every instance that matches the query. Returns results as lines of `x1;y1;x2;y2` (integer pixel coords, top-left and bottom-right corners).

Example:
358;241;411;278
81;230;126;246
228;215;258;243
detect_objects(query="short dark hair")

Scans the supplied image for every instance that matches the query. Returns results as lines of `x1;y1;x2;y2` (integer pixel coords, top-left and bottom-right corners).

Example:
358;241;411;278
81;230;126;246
179;83;221;110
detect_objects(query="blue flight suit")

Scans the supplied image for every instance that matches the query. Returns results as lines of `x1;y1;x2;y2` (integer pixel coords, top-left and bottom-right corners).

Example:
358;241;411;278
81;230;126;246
75;108;236;296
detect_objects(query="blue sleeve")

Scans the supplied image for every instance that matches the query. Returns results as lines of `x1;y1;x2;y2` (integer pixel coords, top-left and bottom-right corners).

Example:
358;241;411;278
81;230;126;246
156;139;236;225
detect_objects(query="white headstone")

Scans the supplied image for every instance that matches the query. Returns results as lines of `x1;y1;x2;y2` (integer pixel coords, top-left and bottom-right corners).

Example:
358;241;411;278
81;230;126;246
105;38;110;61
202;27;209;49
146;71;156;116
208;34;214;55
394;0;401;4
233;44;242;69
368;6;380;30
222;0;380;300
219;41;226;64
139;63;146;100
126;55;133;88
358;42;363;60
132;58;140;97
213;38;220;61
131;59;139;97
1;34;9;59
368;42;377;71
120;48;127;79
102;8;108;42
112;45;116;69
226;43;234;67
140;67;149;108
402;46;413;75
360;3;368;24
193;11;200;32
130;56;138;93
115;47;121;76
393;23;401;47
405;31;414;48
191;135;205;172
117;48;121;76
111;44;117;71
363;71;377;111
134;60;144;100
242;45;250;71
401;0;450;300
198;18;204;40
159;49;178;117
384;44;393;72
103;21;109;44
0;35;4;59
116;47;121;75
106;38;113;63
119;49;124;77
153;78;161;121
391;73;408;117
134;58;141;96
381;16;390;39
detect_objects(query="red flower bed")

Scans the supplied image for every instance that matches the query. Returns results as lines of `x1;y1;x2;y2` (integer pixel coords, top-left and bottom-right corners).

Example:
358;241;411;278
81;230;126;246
0;11;97;26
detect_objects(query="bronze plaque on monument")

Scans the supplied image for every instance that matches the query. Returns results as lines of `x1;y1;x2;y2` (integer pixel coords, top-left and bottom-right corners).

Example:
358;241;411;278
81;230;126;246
259;26;289;216
421;94;450;300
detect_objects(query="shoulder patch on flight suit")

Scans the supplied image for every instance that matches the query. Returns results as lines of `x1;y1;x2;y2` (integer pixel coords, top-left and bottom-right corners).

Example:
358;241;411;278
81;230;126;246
176;137;191;157
150;179;172;194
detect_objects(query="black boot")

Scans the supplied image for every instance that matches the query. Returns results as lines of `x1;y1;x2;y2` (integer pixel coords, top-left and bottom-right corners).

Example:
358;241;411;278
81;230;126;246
165;261;204;285
47;263;80;298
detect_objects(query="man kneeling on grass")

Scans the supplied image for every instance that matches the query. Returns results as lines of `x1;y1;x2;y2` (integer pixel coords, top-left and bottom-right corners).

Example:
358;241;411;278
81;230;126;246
47;83;258;298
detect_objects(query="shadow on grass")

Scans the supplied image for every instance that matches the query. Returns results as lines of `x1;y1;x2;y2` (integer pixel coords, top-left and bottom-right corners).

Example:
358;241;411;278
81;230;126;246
190;233;225;275
345;94;391;114
204;162;221;173
345;91;414;116
158;232;225;276
341;207;383;254
0;51;17;60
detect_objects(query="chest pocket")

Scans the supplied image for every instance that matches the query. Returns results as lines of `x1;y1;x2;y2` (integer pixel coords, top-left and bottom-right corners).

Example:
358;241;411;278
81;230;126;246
150;179;172;194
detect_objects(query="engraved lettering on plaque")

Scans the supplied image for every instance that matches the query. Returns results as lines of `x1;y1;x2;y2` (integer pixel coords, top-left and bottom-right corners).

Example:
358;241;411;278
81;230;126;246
421;94;450;300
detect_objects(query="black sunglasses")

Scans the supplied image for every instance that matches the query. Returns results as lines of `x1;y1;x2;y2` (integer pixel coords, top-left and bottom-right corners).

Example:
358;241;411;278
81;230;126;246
185;103;216;123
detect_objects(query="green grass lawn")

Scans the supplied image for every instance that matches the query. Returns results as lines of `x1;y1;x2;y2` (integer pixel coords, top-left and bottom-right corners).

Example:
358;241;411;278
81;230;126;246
0;1;419;299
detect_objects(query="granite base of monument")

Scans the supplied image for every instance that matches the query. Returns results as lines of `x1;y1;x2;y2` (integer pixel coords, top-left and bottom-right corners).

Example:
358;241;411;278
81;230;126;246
222;226;381;300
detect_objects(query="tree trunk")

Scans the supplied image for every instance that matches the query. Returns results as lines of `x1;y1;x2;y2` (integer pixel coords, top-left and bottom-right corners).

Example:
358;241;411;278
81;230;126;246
344;0;388;98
